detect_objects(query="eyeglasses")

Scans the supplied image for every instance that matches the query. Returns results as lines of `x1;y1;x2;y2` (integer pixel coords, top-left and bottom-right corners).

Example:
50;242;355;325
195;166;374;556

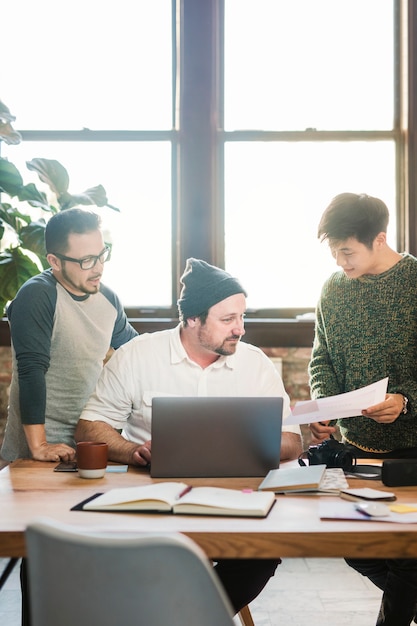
51;245;111;270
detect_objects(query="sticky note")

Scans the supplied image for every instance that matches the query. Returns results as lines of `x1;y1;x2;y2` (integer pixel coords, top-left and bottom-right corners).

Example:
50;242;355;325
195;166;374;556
389;503;417;514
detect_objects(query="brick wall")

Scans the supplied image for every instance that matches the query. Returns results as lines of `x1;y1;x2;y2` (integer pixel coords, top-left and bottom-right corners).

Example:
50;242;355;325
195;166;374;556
262;347;311;404
262;347;312;448
0;347;11;445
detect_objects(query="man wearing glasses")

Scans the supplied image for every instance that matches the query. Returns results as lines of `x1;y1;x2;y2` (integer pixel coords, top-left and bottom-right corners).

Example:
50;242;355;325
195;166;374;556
1;207;137;464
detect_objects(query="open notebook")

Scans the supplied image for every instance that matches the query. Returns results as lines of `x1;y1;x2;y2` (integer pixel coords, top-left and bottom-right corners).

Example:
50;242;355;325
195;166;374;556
74;482;276;518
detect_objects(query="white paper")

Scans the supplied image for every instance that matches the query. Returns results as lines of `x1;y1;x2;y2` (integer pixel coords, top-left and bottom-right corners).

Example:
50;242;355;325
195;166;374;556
286;377;388;426
320;500;417;524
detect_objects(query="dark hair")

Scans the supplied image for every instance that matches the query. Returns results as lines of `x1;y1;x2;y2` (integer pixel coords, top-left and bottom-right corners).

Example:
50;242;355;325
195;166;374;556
317;193;390;249
180;310;209;327
45;208;102;254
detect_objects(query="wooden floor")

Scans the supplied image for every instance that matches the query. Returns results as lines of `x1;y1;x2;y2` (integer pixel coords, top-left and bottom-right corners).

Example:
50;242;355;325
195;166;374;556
0;556;381;626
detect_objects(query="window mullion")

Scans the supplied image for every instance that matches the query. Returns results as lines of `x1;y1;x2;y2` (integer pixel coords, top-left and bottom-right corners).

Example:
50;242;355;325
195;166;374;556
178;0;219;280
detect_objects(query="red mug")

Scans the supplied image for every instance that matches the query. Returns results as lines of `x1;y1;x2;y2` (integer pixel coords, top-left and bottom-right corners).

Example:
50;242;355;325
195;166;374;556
76;441;108;479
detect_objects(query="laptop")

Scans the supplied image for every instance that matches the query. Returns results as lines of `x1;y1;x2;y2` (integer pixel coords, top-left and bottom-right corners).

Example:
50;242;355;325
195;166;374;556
150;396;283;478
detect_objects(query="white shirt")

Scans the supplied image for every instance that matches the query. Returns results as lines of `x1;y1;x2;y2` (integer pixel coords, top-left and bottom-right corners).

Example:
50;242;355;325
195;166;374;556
80;325;300;444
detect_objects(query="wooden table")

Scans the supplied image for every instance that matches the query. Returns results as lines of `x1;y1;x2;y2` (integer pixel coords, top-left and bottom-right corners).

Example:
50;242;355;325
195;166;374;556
2;459;417;560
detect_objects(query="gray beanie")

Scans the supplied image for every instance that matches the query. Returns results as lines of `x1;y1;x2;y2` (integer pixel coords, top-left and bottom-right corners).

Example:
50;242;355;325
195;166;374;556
177;258;247;320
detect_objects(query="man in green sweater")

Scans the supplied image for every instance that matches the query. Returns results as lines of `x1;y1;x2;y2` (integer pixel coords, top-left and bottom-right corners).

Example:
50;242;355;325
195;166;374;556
309;192;417;626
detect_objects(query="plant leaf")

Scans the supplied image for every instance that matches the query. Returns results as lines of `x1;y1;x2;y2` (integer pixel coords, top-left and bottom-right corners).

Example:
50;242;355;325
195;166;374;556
56;191;78;211
0;247;41;314
0;204;31;232
17;183;50;207
0;160;48;206
19;220;47;262
0;158;24;197
60;185;120;212
26;158;69;196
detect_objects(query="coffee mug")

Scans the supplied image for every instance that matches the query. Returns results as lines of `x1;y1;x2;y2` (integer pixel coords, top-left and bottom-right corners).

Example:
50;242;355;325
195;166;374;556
76;441;108;479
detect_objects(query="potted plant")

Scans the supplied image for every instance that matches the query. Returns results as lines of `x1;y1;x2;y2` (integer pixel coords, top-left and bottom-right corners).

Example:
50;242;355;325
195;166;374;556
0;100;119;315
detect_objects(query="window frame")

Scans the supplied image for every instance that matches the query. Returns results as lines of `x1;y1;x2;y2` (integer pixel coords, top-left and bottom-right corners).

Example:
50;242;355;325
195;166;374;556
184;0;411;322
1;0;416;349
175;0;414;323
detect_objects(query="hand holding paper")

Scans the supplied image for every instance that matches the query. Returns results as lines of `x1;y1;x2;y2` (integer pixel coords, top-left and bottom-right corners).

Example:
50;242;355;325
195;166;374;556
286;378;389;426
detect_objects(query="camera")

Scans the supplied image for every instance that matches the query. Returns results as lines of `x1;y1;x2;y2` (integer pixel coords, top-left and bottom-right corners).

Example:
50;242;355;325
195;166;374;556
307;436;357;471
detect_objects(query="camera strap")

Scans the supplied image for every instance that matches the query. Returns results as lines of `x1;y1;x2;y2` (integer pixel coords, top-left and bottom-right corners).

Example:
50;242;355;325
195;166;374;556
298;451;309;467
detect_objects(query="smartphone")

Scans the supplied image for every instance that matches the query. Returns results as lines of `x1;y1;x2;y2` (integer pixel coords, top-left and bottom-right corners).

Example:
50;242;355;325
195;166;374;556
54;461;78;472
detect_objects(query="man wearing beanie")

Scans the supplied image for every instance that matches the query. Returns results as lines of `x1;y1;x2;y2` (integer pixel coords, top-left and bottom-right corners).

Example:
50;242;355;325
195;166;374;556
177;258;249;321
76;258;302;614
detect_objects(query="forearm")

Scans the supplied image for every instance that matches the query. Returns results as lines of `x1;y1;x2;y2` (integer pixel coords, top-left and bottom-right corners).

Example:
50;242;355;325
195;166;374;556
23;424;75;462
75;419;143;465
280;432;303;461
23;424;48;450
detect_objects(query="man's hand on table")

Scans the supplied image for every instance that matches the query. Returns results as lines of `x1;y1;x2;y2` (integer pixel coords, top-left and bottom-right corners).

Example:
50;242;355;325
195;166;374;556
31;442;76;463
132;441;151;467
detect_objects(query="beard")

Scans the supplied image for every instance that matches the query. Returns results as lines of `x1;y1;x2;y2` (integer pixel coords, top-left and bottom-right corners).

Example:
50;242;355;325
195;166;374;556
197;328;241;356
215;338;240;356
61;266;101;295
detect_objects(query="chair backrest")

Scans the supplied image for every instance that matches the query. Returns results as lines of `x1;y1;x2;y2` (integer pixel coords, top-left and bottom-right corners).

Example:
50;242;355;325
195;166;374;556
25;518;236;626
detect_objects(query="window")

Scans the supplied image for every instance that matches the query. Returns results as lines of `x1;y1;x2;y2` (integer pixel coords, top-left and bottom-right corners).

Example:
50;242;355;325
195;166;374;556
223;0;398;310
1;0;174;309
1;0;414;327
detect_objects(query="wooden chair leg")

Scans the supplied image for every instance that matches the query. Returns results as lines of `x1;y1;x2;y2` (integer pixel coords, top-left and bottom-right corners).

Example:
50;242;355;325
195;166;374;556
238;604;255;626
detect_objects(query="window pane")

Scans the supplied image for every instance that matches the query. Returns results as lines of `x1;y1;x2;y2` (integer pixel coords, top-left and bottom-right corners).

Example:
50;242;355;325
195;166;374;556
2;142;172;307
225;0;394;131
224;141;396;309
1;0;172;130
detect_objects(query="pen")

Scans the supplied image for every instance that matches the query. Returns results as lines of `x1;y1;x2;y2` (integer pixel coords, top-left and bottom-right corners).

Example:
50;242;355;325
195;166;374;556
176;485;193;500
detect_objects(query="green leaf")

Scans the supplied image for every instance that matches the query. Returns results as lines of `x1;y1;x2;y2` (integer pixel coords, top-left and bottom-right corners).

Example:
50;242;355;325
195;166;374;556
0;247;41;313
0;160;49;208
0;158;24;197
26;158;69;196
57;191;79;211
0;204;31;232
19;220;47;261
60;185;120;212
17;183;51;210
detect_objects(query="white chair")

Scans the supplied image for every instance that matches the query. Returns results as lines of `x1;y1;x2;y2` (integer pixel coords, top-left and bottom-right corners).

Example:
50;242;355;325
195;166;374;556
25;518;236;626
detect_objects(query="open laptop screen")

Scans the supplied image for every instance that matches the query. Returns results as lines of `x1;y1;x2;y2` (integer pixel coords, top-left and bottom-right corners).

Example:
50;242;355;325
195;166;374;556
150;396;283;478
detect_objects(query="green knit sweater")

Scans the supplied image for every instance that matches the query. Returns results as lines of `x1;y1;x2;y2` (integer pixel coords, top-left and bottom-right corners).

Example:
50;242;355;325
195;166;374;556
309;253;417;453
